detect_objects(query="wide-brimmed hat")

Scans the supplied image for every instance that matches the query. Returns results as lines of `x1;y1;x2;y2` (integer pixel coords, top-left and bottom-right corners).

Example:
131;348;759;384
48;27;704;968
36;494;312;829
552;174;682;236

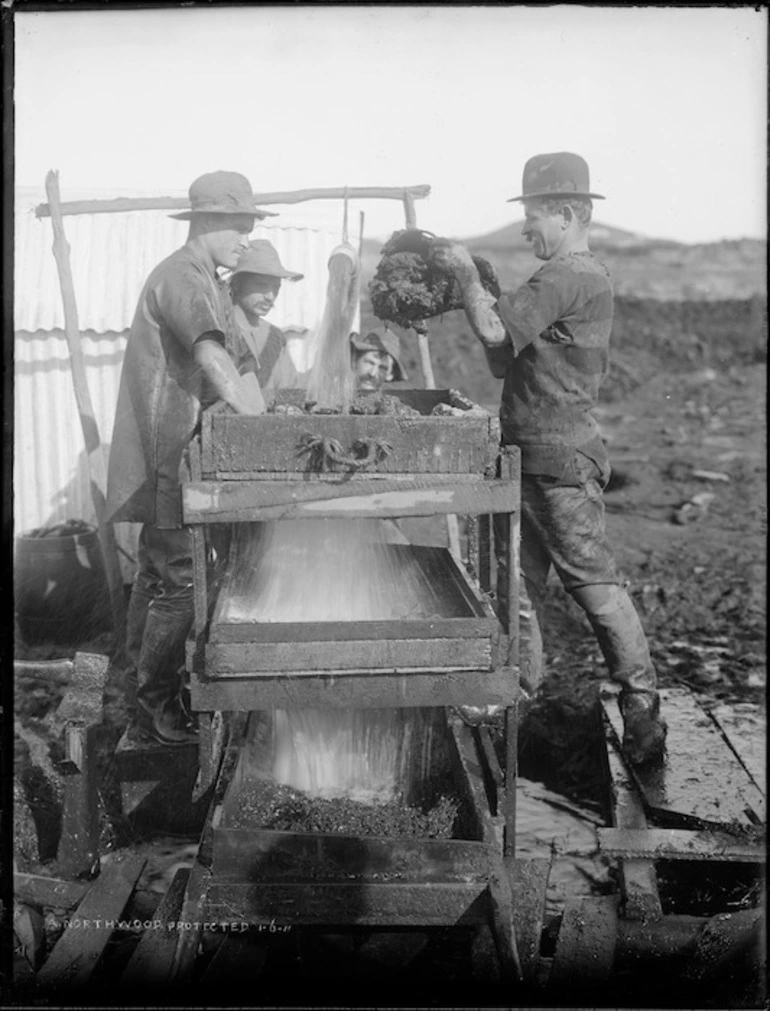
231;240;304;281
507;152;605;203
169;171;274;220
350;330;408;382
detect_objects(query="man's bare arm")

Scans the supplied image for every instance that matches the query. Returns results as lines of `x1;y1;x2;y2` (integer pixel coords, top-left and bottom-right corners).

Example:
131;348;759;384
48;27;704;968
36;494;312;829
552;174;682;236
432;242;509;348
193;337;266;414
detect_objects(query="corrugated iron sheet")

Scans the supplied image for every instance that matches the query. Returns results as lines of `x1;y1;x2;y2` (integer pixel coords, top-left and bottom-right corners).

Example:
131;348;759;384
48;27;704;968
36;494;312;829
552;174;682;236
13;188;362;573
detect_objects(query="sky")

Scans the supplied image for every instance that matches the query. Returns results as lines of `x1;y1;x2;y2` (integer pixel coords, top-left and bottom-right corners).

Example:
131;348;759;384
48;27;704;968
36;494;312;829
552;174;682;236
12;5;768;244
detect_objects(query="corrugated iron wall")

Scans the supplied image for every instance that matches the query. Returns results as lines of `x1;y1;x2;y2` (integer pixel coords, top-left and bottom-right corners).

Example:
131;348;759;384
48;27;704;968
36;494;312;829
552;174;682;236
14;192;359;579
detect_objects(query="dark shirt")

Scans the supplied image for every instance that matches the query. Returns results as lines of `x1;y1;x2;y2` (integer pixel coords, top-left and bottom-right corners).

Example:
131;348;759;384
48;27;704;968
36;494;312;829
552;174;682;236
492;251;613;477
105;244;229;527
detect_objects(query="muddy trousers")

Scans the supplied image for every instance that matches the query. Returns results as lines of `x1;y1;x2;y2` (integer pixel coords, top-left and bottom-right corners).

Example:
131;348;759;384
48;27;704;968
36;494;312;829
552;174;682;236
125;525;194;721
494;472;657;702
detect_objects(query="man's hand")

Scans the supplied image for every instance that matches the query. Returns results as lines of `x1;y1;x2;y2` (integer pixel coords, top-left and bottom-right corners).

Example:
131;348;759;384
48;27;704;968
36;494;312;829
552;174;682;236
431;239;476;274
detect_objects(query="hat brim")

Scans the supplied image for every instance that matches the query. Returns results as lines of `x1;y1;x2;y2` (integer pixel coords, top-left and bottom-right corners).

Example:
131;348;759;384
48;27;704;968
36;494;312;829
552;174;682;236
169;207;277;220
507;191;605;203
231;267;304;281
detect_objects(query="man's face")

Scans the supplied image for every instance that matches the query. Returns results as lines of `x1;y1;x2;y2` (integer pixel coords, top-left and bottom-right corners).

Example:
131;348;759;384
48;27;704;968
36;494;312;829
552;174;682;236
521;202;565;261
354;350;387;391
234;274;282;318
204;214;256;269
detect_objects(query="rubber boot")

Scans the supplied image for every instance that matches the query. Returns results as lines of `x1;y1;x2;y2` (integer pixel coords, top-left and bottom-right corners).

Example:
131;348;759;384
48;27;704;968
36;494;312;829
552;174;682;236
135;605;198;746
579;586;667;766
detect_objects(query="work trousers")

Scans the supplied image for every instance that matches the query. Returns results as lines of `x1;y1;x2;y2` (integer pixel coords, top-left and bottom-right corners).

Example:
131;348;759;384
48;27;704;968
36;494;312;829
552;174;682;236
494;454;655;699
125;525;195;717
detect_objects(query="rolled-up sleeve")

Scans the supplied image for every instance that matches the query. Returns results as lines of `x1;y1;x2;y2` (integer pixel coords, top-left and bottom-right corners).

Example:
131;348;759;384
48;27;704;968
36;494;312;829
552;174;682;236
496;263;575;355
151;263;226;352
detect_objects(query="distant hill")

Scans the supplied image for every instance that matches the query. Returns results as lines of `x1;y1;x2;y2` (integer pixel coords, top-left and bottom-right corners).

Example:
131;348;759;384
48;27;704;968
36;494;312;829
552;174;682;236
362;223;765;301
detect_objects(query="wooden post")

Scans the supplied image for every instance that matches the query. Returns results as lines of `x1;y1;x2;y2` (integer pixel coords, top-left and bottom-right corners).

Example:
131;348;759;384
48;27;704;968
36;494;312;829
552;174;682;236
44;170;127;646
500;446;520;857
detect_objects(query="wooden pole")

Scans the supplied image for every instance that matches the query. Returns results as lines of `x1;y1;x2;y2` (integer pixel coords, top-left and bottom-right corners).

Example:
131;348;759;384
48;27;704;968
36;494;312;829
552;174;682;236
35;184;432;220
44;170;127;647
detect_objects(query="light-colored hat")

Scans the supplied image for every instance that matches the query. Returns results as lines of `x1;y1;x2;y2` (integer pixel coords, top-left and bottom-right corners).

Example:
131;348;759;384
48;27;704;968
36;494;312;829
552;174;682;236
350;330;408;382
231;240;304;281
507;152;605;203
169;171;273;220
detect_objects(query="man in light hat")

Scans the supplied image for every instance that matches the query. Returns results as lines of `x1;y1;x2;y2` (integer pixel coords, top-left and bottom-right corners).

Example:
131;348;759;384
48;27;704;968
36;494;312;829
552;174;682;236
106;170;268;746
433;152;667;766
228;239;305;395
350;329;408;392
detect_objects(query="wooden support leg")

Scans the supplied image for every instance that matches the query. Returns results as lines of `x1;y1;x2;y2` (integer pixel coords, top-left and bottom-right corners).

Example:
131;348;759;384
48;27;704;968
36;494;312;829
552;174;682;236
57;724;101;878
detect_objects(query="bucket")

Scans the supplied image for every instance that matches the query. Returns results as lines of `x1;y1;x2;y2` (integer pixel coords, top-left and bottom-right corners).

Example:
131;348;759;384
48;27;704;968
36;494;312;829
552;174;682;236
14;522;112;646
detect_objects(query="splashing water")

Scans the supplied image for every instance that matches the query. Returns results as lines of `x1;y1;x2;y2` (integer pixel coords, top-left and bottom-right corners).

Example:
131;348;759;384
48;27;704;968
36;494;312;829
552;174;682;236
220;519;464;624
304;243;360;411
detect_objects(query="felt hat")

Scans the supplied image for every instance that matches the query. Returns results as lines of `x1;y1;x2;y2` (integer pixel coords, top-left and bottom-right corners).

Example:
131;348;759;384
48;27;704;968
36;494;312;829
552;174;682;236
507;152;605;202
231;240;304;281
350;330;408;382
169;171;273;220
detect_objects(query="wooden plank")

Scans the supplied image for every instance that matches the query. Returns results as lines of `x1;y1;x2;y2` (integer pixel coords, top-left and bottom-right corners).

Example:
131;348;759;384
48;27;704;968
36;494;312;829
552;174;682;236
13;873;90;911
602;717;663;922
183;478;518;523
120;868;190;989
508;857;551;983
549;895;618;987
36;852;146;992
603;686;764;828
447;716;501;847
204;881;488;926
211;829;491;883
211;616;498;644
709;703;766;796
487;857;523;982
598;828;766;863
57;725;100;878
191;666;518;712
202;413;499;477
205;637;494;675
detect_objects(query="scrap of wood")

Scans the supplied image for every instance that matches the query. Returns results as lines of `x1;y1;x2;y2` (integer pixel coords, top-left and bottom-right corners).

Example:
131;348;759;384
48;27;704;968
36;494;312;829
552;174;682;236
549;895;619;987
13;873;90;911
602;717;663;922
598;828;766;863
120;867;190;989
35;852;147;993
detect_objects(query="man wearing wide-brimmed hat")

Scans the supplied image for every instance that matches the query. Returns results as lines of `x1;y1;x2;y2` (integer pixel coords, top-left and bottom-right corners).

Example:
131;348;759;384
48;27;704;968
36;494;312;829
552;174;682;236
228;239;305;395
433;152;667;767
106;170;270;746
350;329;408;392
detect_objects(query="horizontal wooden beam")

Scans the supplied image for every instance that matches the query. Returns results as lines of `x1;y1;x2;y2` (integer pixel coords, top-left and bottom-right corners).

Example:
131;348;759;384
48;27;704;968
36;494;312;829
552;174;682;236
34;184;431;219
598;828;766;863
210;616;498;644
204;880;487;927
191;666;519;712
183;478;518;523
204;637;493;676
211;829;491;883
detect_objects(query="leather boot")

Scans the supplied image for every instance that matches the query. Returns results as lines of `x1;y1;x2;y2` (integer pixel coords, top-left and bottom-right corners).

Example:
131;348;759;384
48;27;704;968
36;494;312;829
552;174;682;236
618;672;667;766
134;605;197;746
580;588;667;766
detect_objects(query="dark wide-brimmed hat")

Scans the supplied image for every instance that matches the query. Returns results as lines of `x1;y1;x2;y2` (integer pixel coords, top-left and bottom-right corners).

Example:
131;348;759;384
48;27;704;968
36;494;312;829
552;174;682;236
507;152;605;203
350;330;408;382
231;240;304;281
169;171;274;220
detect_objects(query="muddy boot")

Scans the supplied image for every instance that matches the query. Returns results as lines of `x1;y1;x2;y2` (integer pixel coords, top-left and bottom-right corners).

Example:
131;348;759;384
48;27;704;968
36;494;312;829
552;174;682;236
619;679;667;767
137;696;198;747
134;604;197;747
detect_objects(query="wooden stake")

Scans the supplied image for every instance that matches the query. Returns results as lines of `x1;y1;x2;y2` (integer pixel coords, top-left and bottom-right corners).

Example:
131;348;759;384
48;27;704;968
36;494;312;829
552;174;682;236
44;170;127;646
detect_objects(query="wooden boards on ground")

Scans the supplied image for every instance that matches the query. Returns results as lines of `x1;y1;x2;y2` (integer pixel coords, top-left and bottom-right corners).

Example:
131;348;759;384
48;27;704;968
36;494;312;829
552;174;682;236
602;686;764;828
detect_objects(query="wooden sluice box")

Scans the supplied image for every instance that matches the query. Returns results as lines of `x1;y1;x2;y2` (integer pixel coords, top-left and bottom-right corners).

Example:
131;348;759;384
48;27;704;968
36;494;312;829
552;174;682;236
179;389;525;935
